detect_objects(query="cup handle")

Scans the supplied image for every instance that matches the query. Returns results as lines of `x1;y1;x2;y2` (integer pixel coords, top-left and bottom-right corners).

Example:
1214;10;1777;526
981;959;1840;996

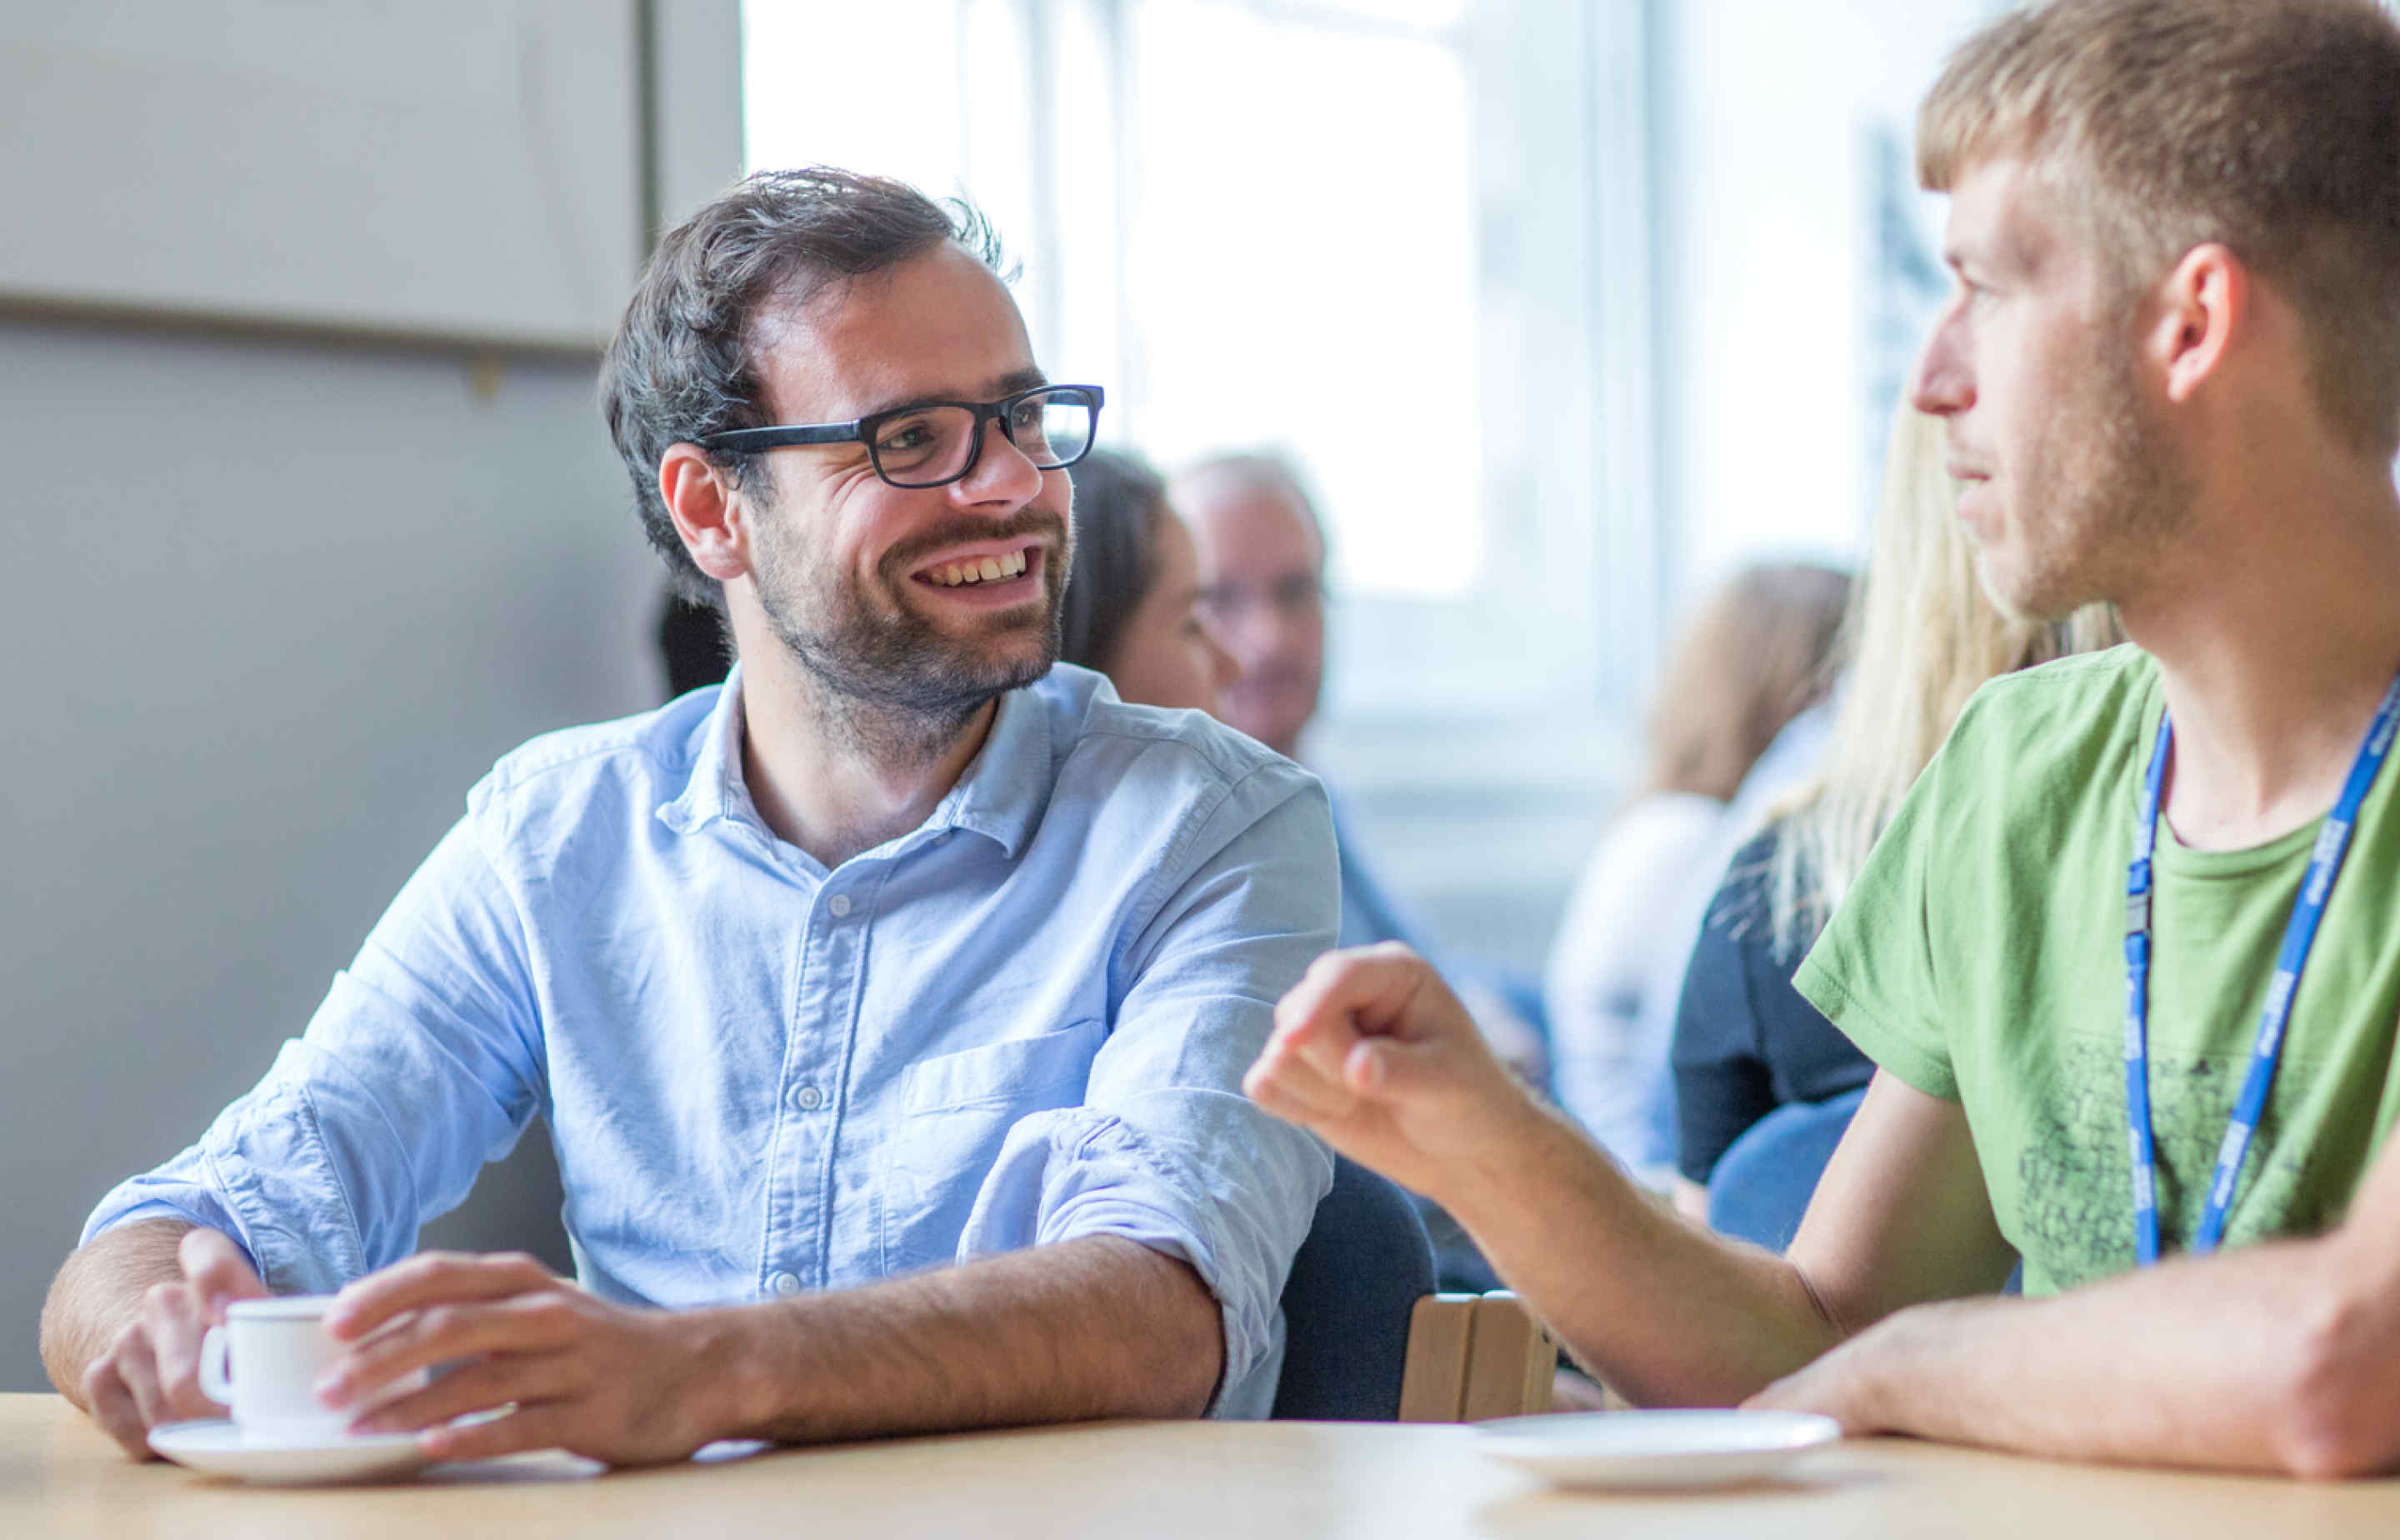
197;1325;232;1408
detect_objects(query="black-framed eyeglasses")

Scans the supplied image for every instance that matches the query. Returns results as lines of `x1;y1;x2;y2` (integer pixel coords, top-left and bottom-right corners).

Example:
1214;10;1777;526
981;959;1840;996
695;382;1105;490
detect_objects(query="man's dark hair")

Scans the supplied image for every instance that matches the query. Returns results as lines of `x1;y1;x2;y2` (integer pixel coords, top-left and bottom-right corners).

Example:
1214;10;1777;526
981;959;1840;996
600;168;1008;606
1059;448;1173;678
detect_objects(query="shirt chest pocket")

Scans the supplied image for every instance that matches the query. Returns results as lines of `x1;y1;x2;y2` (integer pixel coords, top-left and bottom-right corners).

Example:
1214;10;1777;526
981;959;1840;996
878;1020;1108;1274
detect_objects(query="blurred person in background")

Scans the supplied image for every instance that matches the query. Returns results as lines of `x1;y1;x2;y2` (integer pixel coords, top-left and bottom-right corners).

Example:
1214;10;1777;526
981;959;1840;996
1178;449;1538;1292
1059;448;1238;711
1670;408;2118;1223
1543;563;1851;1177
1174;452;1542;1072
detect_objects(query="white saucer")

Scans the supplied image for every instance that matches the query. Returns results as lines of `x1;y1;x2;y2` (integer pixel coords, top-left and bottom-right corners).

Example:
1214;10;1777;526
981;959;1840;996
149;1419;428;1485
1476;1409;1842;1490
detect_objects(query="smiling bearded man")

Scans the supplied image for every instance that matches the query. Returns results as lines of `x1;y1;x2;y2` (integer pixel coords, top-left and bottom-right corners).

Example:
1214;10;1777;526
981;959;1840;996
43;168;1338;1465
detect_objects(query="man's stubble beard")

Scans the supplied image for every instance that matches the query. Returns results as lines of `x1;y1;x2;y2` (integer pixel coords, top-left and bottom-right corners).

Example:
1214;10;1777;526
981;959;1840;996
752;503;1071;763
1978;332;2195;625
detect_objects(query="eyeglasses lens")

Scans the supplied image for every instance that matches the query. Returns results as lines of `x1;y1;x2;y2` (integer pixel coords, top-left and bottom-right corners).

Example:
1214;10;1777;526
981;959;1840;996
872;390;1096;488
1016;392;1095;468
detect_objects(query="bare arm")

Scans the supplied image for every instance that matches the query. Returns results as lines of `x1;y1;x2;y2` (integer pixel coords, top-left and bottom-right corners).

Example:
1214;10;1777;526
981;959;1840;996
40;1219;191;1408
1752;1120;2400;1477
41;1221;268;1455
1245;948;2012;1405
317;1235;1222;1464
716;1236;1224;1443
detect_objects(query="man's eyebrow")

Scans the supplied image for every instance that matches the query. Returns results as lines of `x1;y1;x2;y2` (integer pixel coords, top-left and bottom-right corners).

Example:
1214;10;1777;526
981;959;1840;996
858;368;1050;421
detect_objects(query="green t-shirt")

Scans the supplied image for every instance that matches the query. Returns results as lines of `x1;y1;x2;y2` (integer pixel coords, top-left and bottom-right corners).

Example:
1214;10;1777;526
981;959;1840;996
1793;645;2400;1295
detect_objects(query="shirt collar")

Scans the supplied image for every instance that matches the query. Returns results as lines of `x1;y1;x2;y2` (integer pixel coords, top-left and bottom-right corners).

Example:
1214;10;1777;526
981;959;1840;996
657;663;1054;860
655;665;753;837
926;682;1052;859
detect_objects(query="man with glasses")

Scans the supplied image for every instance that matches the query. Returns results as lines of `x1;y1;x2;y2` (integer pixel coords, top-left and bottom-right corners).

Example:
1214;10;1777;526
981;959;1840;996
43;169;1338;1463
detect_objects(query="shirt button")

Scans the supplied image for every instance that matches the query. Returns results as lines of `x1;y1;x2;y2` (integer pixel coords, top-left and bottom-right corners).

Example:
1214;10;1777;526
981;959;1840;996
828;894;852;918
792;1084;823;1112
768;1272;802;1297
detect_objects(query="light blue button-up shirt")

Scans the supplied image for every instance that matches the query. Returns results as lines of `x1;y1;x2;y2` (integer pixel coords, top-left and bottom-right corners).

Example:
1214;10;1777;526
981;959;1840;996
87;663;1338;1417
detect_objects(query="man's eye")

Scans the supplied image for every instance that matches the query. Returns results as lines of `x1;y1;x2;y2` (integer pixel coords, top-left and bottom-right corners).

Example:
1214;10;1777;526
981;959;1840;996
878;420;936;452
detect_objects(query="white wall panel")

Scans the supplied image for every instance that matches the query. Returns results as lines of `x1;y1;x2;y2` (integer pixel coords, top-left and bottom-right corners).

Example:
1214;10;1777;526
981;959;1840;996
0;3;643;348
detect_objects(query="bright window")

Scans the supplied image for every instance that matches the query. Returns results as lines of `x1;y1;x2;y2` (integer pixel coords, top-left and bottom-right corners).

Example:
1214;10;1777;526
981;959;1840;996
741;0;1633;720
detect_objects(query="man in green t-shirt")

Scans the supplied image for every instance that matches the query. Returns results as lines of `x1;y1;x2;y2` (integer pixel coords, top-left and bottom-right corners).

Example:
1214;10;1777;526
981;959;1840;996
1244;0;2400;1478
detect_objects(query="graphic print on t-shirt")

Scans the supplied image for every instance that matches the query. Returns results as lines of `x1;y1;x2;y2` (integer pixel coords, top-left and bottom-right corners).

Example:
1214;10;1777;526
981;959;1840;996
2011;1035;2349;1291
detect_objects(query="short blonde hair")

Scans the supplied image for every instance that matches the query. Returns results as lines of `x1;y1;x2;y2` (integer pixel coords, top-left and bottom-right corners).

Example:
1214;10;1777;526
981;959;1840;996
1919;0;2400;458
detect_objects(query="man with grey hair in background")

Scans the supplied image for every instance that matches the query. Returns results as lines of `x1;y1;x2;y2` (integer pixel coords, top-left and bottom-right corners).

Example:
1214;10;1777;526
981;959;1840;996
1177;454;1545;1081
1250;0;2400;1477
43;168;1336;1463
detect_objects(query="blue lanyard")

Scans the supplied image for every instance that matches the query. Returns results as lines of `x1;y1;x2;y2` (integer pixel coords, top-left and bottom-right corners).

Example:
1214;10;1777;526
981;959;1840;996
2124;670;2400;1265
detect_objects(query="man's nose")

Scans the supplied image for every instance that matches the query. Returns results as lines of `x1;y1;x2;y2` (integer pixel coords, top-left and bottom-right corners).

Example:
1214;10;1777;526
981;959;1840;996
1202;628;1241;692
1205;603;1279;668
1911;298;1974;417
952;416;1043;506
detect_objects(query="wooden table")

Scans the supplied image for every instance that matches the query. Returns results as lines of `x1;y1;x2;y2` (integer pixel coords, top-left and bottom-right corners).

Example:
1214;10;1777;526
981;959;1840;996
5;1392;2398;1538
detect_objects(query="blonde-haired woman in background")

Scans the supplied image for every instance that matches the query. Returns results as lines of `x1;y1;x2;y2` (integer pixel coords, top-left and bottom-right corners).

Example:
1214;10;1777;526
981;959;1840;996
1543;562;1852;1175
1670;405;2119;1236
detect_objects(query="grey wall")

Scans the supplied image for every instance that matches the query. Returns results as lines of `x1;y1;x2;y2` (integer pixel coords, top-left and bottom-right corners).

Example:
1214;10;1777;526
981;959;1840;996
0;318;665;1388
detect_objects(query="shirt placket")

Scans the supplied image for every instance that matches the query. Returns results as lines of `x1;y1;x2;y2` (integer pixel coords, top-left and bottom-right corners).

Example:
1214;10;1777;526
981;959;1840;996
759;872;865;1298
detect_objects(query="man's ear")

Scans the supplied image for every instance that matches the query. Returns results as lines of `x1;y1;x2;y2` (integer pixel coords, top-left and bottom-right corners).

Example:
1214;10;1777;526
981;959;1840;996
2149;242;2246;407
658;444;752;582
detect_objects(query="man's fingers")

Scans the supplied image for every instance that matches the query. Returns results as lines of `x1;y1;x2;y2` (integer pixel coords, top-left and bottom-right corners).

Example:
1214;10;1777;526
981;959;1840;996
1344;1035;1458;1101
1245;1058;1359;1128
109;1332;172;1432
1244;1036;1361;1116
1274;945;1466;1058
84;1358;156;1460
178;1227;266;1307
327;1252;556;1341
416;1402;576;1464
137;1282;222;1420
324;1292;583;1408
352;1352;583;1437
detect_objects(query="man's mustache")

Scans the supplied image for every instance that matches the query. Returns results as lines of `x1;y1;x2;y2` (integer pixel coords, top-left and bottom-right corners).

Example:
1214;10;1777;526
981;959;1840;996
882;508;1069;575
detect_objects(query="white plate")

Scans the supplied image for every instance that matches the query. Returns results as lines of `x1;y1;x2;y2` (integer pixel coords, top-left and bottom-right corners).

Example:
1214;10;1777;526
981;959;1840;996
149;1419;428;1486
1476;1409;1842;1489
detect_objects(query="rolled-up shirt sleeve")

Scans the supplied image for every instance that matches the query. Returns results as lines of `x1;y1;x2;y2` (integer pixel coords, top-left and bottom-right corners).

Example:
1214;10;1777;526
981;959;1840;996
957;768;1338;1418
82;812;547;1294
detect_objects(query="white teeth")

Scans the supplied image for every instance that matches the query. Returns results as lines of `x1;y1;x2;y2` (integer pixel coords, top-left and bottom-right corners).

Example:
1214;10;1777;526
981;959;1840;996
924;551;1031;587
925;551;1035;587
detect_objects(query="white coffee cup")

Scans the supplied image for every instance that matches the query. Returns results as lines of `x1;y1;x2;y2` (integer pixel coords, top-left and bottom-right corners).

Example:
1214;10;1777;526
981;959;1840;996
198;1295;349;1438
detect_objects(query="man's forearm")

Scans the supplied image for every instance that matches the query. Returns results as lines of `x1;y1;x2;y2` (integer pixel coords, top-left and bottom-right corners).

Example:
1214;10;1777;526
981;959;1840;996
698;1236;1226;1444
40;1219;195;1408
1440;1105;1844;1406
1806;1230;2400;1476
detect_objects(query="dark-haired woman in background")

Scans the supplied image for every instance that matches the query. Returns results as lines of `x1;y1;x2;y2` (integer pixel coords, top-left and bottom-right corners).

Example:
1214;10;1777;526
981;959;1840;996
1061;448;1238;711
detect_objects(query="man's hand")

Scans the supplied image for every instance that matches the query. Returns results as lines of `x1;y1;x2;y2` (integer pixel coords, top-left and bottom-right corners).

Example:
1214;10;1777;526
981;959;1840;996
82;1227;268;1458
1242;944;1547;1205
1742;1319;1899;1434
321;1252;735;1467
